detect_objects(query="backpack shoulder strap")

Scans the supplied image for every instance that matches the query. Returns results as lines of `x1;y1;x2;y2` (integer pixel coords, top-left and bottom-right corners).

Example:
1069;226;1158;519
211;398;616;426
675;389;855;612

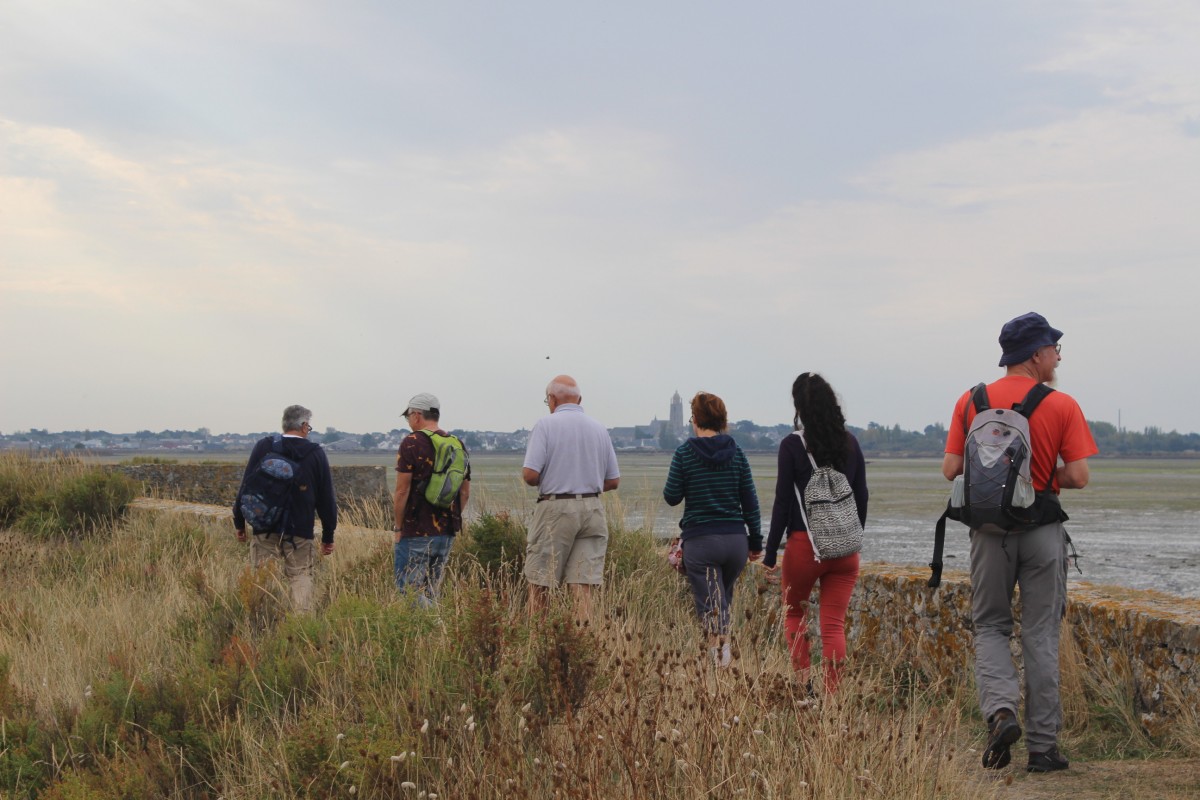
270;433;283;454
963;383;989;433
1013;382;1055;419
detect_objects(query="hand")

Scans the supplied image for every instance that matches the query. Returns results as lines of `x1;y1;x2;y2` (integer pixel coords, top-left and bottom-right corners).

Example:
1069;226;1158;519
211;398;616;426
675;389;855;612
235;528;248;543
321;542;334;556
748;550;762;563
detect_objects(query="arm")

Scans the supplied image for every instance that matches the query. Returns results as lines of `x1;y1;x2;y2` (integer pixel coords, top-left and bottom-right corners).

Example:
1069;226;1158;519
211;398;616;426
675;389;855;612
942;453;964;481
942;392;969;481
393;471;412;541
763;436;796;569
848;436;868;527
459;479;471;508
602;435;620;493
315;450;338;553
662;448;686;506
1056;459;1090;489
737;449;762;555
522;423;547;488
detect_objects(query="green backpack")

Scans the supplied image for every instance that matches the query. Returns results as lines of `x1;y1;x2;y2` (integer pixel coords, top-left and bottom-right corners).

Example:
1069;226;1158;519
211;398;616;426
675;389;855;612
419;430;468;508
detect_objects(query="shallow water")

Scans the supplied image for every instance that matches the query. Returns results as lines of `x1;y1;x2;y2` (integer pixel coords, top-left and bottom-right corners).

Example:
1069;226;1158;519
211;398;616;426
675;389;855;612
456;453;1200;599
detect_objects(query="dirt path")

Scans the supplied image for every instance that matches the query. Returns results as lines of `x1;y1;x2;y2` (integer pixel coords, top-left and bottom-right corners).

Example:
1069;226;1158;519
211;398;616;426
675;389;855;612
980;757;1200;799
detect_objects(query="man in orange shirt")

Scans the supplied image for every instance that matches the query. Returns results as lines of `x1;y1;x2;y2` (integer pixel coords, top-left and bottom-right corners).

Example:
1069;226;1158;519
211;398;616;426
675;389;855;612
942;312;1098;773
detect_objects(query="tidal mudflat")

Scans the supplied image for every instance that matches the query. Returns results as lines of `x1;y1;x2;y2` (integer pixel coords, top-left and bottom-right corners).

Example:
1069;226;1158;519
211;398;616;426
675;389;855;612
418;453;1200;599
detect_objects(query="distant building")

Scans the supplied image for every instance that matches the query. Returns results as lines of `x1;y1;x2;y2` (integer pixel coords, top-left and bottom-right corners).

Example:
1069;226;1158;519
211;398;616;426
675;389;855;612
669;390;684;434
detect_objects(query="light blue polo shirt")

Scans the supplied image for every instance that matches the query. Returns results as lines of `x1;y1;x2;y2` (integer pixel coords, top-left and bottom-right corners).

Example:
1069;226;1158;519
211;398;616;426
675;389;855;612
523;404;620;495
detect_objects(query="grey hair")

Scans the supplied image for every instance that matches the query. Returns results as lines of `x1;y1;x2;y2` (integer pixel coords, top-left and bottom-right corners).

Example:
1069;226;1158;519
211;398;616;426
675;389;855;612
546;379;581;402
282;404;312;432
414;408;440;422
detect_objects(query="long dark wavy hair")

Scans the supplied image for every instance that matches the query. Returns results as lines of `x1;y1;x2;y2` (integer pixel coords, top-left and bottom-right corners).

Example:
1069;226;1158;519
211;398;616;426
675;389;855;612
792;372;849;469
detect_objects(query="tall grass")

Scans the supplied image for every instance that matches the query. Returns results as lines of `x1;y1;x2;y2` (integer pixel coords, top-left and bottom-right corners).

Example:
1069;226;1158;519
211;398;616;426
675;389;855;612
1;474;1195;798
0;452;136;538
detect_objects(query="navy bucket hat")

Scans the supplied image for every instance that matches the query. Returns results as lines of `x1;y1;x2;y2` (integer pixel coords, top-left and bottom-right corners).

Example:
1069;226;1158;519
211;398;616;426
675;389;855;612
998;312;1063;367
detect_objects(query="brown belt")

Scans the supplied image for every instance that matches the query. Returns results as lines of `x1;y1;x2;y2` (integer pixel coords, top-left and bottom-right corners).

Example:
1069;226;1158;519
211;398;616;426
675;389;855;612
537;492;600;502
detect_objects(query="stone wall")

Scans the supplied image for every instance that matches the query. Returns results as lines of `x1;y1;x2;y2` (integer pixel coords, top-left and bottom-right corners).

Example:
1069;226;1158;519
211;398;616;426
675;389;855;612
108;463;390;508
844;566;1200;725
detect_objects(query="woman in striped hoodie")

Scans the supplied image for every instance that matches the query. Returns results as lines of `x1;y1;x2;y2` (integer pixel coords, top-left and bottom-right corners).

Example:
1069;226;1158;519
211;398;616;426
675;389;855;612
663;391;762;667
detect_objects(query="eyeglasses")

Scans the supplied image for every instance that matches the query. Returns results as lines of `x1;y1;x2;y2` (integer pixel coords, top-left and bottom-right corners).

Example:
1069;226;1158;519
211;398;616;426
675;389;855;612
1042;344;1062;355
543;396;551;406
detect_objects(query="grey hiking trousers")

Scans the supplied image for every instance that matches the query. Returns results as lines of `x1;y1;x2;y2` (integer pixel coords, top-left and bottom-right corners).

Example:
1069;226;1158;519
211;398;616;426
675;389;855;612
969;521;1069;752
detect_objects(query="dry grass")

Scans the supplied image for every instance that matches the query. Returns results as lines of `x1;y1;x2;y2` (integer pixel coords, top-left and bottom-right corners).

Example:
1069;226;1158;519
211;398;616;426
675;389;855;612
1;462;1195;798
0;501;997;799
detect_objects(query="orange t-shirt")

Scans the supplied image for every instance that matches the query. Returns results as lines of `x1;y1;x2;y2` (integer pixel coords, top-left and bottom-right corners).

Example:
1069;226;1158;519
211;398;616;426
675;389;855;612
945;376;1098;493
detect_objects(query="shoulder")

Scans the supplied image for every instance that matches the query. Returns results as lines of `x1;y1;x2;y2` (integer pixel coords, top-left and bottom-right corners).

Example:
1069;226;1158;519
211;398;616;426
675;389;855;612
400;432;430;454
1038;388;1088;422
779;432;803;452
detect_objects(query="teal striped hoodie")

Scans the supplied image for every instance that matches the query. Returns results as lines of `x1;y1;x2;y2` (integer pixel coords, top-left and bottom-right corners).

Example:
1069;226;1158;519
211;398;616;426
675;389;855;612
663;434;762;550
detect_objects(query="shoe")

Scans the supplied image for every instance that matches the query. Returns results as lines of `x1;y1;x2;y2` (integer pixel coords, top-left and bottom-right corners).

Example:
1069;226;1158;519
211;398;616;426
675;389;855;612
1027;746;1069;773
982;709;1022;769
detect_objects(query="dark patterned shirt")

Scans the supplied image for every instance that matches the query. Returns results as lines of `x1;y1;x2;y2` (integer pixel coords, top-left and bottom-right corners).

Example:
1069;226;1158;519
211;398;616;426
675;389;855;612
396;429;470;537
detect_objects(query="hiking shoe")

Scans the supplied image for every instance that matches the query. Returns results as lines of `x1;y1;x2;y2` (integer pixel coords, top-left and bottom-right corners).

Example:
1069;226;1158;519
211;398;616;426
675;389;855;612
1027;746;1069;773
982;709;1022;769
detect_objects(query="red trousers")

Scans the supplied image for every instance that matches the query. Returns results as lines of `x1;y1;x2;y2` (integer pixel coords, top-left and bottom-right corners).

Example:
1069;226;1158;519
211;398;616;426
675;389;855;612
780;532;860;692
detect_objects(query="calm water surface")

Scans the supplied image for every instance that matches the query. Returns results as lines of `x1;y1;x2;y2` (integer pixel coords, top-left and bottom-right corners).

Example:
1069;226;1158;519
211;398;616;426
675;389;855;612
438;453;1200;599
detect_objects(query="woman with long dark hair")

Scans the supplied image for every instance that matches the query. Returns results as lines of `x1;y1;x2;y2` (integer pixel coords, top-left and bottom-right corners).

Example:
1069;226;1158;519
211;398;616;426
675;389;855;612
663;391;762;667
763;373;867;692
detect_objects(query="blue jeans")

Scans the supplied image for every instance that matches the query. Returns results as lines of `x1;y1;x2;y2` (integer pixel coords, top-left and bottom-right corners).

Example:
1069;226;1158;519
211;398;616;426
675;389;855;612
394;535;453;608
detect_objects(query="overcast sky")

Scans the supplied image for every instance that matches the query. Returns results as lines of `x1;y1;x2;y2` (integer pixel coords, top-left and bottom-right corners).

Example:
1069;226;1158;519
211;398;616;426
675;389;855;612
2;1;1198;436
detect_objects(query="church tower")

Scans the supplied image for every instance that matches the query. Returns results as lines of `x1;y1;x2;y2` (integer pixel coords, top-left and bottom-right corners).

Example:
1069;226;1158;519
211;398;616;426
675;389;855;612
669;390;684;434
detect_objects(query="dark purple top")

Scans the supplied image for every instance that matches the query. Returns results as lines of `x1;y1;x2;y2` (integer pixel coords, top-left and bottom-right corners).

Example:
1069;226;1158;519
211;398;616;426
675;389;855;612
764;431;868;568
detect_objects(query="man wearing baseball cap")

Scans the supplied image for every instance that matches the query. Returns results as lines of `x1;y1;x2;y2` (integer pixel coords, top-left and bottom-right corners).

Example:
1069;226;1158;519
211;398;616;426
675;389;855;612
942;312;1098;773
393;393;470;606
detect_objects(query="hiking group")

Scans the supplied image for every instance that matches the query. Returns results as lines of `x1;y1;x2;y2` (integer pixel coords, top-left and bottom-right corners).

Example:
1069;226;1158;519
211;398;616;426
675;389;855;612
232;311;1097;775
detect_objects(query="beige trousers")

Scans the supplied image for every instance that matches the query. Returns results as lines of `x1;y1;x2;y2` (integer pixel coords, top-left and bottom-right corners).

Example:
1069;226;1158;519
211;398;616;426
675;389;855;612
251;534;316;612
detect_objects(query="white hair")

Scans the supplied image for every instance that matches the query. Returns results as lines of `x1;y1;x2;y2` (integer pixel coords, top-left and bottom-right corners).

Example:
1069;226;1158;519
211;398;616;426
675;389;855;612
546;379;581;401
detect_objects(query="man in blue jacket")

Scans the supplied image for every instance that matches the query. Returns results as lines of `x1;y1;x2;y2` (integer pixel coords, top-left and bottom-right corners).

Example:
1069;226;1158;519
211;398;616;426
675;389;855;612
234;404;338;612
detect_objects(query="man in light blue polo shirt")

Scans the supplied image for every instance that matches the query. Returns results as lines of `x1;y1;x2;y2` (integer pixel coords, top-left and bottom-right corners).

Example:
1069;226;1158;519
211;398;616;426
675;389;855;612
522;374;620;621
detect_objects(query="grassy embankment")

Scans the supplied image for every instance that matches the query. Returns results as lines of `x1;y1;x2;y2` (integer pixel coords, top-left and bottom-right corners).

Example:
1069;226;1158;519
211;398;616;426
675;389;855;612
0;453;1196;799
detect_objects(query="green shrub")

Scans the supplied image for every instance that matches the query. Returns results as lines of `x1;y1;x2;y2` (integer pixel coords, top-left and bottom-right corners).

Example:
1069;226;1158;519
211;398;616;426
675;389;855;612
455;512;526;580
18;470;137;538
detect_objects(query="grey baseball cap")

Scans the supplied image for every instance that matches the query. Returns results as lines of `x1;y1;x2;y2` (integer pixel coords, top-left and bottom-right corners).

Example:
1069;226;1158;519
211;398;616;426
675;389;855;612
404;393;440;415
